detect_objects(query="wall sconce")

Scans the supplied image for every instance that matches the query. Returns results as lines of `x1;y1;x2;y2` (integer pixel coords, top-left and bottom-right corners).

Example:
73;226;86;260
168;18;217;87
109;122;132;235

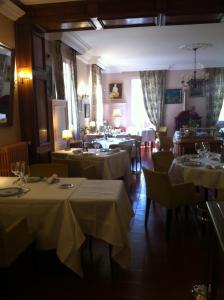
62;129;72;150
17;67;32;84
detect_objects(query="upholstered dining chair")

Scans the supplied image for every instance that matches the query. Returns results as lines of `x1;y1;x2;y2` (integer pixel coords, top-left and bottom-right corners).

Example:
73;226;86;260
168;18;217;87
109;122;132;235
29;163;68;177
109;143;132;161
152;151;174;172
0;216;36;297
130;135;142;173
143;167;202;239
158;134;174;151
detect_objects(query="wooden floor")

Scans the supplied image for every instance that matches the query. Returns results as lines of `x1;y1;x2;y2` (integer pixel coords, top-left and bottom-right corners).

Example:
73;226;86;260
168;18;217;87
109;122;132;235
7;147;210;300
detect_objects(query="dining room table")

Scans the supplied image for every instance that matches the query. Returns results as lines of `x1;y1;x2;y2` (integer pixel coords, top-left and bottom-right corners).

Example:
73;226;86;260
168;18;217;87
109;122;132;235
52;147;133;189
0;176;133;277
169;152;224;191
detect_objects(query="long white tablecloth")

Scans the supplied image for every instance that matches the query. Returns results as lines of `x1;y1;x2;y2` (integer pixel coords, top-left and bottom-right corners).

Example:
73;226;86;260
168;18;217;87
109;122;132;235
169;154;224;189
52;148;133;189
0;177;133;276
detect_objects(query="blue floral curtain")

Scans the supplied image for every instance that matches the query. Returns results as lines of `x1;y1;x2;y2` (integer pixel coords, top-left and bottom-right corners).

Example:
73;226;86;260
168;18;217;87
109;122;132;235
206;68;224;126
140;70;166;129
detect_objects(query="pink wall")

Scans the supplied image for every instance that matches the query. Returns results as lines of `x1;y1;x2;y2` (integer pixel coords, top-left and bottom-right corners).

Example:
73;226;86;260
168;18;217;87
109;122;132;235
0;13;21;146
102;72;139;128
102;70;207;136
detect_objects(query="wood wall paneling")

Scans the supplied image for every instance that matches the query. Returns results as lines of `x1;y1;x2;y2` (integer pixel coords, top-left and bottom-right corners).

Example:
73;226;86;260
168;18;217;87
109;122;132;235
15;17;51;163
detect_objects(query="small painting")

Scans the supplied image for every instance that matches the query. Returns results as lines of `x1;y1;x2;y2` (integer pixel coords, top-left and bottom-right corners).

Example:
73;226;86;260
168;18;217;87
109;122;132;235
164;89;182;104
109;83;123;100
189;79;205;97
84;103;90;118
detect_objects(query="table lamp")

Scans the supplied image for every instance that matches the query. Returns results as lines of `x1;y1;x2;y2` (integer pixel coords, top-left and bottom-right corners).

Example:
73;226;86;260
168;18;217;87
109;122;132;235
89;121;96;132
62;129;72;150
112;108;122;128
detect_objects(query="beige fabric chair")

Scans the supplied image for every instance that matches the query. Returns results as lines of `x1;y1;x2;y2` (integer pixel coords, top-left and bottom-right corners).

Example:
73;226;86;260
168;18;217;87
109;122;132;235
152;151;174;172
30;163;68;177
130;135;142;172
109;144;132;161
158;134;174;151
0;216;35;268
143;167;202;239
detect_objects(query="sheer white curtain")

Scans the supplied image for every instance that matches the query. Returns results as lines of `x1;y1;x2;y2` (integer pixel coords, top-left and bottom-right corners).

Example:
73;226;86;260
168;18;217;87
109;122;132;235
91;64;103;128
63;58;78;133
130;79;155;131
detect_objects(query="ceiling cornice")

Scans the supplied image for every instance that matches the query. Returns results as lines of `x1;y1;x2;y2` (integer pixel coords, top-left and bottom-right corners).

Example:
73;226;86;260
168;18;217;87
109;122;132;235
45;31;90;54
0;0;25;21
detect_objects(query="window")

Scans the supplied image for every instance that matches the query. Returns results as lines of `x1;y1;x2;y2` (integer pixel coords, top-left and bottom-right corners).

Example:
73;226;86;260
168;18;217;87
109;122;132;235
130;79;155;131
218;99;224;126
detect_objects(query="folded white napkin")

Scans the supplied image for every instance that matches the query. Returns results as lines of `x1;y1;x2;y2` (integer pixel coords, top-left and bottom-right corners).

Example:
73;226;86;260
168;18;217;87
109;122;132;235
46;174;59;184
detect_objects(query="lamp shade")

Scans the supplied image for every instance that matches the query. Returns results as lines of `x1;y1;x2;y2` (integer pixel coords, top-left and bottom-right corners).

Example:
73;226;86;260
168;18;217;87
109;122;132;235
89;121;96;128
62;129;72;140
112;108;122;118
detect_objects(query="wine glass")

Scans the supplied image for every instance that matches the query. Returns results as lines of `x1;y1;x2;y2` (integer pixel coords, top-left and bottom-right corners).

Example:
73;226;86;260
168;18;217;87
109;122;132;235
202;142;210;158
11;161;20;182
195;142;203;156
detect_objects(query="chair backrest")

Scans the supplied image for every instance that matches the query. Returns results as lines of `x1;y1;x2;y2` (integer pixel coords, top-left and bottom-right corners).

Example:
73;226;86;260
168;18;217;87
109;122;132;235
109;143;132;160
29;163;68;177
158;135;173;151
158;126;168;134
143;167;173;208
0;217;35;268
152;151;174;172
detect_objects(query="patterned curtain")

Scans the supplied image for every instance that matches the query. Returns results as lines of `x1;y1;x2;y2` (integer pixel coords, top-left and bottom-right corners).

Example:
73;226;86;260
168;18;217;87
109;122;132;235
140;70;166;129
91;64;103;127
51;40;65;99
206;68;224;126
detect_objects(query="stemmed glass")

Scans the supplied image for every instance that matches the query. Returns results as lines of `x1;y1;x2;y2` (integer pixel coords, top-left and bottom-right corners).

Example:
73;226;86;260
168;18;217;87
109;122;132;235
202;142;210;158
195;142;203;156
11;161;20;183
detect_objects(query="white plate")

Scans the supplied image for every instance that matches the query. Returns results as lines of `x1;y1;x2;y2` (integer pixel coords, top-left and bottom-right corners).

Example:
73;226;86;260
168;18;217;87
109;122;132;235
26;176;42;183
0;187;23;197
59;183;74;189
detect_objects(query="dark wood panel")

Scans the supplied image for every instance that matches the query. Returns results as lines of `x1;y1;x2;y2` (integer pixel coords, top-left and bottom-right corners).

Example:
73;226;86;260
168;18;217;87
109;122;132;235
21;0;223;32
15;17;51;163
33;33;44;69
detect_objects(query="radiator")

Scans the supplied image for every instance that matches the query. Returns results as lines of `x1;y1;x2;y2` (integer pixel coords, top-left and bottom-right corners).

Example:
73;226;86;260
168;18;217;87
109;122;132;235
0;142;29;176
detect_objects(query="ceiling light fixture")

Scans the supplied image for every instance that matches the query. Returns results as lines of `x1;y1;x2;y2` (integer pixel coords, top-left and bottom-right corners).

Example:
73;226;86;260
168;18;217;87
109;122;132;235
180;43;212;89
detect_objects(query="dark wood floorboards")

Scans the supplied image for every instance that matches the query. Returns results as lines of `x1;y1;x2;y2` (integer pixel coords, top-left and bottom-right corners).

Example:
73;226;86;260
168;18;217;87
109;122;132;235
6;147;210;300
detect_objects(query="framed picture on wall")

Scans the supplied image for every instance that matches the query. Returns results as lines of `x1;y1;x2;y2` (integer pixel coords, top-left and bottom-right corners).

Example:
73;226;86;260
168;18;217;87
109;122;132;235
84;103;90;118
164;89;182;104
106;82;125;103
189;79;205;97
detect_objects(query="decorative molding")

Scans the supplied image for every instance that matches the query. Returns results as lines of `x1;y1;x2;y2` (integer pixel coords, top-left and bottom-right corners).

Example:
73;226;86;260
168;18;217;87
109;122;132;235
0;0;25;21
45;32;90;55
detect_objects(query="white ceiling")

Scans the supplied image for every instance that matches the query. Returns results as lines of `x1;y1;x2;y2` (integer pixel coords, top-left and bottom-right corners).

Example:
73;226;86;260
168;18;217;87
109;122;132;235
73;23;224;73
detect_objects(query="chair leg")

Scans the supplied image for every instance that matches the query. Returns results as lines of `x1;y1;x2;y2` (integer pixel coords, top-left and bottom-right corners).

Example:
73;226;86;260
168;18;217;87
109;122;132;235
109;244;114;280
144;197;151;228
166;209;173;240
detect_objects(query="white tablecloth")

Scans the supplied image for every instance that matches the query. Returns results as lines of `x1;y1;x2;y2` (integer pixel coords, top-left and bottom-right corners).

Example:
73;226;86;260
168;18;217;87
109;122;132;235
0;177;133;276
52;148;133;189
169;154;224;189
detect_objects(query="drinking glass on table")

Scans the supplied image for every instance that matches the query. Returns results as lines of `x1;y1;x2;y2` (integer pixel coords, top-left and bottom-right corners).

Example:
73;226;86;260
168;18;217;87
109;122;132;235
202;142;210;158
11;161;21;183
195;142;203;156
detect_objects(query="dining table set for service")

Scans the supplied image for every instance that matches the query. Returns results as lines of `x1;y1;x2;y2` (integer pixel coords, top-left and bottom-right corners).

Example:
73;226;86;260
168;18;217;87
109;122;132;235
0;175;134;277
52;147;133;189
169;152;224;190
